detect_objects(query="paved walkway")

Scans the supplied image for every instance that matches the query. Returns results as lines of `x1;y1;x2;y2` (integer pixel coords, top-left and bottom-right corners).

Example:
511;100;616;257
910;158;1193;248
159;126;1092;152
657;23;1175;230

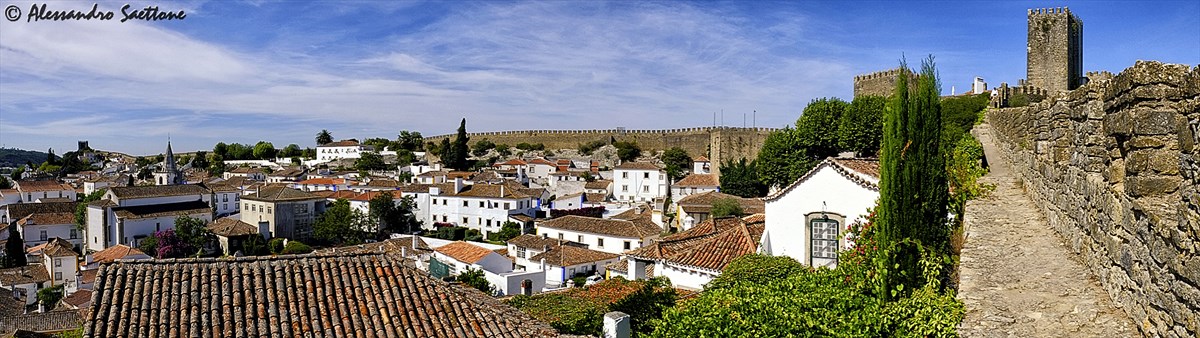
957;123;1135;337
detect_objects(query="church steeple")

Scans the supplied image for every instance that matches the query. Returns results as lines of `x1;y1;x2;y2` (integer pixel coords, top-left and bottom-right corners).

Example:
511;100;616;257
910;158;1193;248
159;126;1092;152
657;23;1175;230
155;137;184;185
165;138;177;176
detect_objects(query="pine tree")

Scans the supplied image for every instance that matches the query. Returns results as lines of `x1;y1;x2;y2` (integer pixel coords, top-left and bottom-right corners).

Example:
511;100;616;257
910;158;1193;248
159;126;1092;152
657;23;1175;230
876;56;949;298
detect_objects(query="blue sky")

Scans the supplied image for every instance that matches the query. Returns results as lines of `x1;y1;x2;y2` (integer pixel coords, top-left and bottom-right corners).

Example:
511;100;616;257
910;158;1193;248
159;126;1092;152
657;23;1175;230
0;0;1196;155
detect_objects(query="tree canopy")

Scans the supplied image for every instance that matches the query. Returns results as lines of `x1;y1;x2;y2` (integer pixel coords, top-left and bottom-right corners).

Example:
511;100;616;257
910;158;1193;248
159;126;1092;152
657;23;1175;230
719;159;768;198
317;130;333;145
614;141;641;162
355;152;388;171
252;141;277;160
755;128;815;190
441;119;472;171
838;95;887;157
710;197;746;218
661;147;692;182
794;98;849;159
314;199;370;245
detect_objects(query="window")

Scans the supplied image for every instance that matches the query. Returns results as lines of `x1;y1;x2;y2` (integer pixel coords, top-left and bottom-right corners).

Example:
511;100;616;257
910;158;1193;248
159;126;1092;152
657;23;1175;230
576;235;583;243
463;201;468;207
55;259;61;267
516;247;526;258
542;233;548;238
70;229;77;239
223;195;228;202
463;217;468;224
504;203;510;209
40;230;47;241
558;234;563;240
622;185;629;192
597;238;604;248
443;199;447;205
235;203;239;210
479;201;485;208
643;172;649;179
55;272;62;280
624;241;631;250
622;172;628;178
811;218;840;260
487;219;493;227
643;185;649;192
267;206;272;214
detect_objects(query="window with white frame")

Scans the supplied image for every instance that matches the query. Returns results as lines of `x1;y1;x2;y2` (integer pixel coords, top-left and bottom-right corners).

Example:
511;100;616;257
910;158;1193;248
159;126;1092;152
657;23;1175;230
40;230;47;241
810;218;839;260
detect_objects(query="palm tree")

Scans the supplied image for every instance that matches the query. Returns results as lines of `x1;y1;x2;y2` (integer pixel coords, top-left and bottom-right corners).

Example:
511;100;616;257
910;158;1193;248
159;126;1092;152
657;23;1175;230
316;130;333;145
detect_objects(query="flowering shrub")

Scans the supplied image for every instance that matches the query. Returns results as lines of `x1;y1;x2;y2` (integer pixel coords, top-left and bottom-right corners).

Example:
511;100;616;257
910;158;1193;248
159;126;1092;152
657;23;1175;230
507;277;676;336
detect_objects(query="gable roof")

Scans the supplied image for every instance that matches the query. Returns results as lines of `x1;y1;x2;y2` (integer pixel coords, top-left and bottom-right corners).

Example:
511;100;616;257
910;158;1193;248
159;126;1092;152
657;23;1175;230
206;218;260;237
584;180;612;190
693;156;710;162
42;238;76;258
109;184;209;200
764;157;881;202
627;215;764;272
83;253;562;338
529;245;619;267
14;180;73;192
318;236;432;255
16;212;75;227
0;264;49;285
242;186;321;202
674;174;719;187
434;241;498;264
676;191;765;215
614;162;662;171
538;215;661;239
112;200;211;220
317;140;361;147
4;202;78;220
90;245;148;264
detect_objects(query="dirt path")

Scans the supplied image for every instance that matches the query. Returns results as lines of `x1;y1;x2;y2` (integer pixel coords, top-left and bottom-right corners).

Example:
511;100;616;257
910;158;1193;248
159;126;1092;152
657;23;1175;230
957;123;1135;337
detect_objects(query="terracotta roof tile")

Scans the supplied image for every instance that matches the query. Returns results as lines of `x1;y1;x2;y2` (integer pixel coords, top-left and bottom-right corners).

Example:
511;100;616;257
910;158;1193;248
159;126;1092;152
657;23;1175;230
206;218;260;237
434;241;497;264
5;202;78;219
765;157;880;201
693;156;710;162
242;186;321;202
628;217;763;272
677;191;765;214
14;180;73;192
109;184;210;199
83;253;562;338
674;174;719;187
2;309;82;333
613;162;662;171
538;215;661;239
295;177;347;185
529;245;619;267
41;238;76;258
89;245;147;264
17;212;75;227
0;264;49;285
63;289;93;309
584;180;612;190
318;237;432;255
318;140;361;147
831;158;881;180
112;201;210;219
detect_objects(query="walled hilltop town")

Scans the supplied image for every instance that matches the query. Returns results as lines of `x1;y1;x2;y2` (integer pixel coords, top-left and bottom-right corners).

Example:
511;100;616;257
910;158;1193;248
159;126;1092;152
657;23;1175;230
0;5;1196;338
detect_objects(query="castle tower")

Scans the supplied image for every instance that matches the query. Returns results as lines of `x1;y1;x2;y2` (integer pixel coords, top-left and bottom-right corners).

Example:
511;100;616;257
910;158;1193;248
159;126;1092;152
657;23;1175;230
1027;7;1083;93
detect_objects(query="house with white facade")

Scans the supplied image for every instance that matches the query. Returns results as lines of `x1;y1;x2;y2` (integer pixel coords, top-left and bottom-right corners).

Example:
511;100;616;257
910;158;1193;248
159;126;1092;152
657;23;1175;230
671;173;720;201
612;162;669;202
619;214;765;290
760;158;879;268
536;215;661;255
40;238;80;294
674;191;764;232
525;158;557;185
291;177;353;192
16;211;80;251
529;242;619;288
2;202;76;238
85;185;214;252
0;263;48;306
692;156;712;174
240;187;325;241
13;180;77;203
265;167;306;183
222;166;267;181
316;140;373;162
202;182;241;217
428;181;536;238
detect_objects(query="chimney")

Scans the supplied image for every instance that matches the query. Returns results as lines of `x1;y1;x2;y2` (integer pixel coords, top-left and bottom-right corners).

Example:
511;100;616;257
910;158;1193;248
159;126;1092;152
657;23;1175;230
603;311;631;338
500;184;505;197
454;178;463;193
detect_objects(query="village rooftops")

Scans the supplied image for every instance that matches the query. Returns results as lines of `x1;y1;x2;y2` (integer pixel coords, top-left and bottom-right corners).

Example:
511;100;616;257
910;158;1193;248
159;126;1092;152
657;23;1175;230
584;180;612;190
674;173;719;187
318;236;432;255
294;177;349;186
0;264;49;285
14;180;73;192
83;253;563;338
108;184;210;200
41;238;76;258
4;202;77;219
627;215;765;272
206;218;259;237
111;200;210;220
676;191;765;214
89;245;148;264
449;183;531;199
434;241;498;264
16;212;74;226
538;215;661;239
529;245;619;267
242;186;321;202
614;162;662;171
1;309;83;335
693;156;710;162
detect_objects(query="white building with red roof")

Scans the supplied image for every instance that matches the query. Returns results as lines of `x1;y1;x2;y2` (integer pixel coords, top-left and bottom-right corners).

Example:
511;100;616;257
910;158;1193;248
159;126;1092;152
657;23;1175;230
760;157;880;268
613;162;669;202
316;139;374;162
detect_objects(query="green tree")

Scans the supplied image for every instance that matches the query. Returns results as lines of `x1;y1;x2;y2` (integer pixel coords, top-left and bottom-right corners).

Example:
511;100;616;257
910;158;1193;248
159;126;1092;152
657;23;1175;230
876;57;950;299
37;284;64;309
0;175;11;189
174;215;213;256
208;154;227;176
2;224;27;268
755;128;816;190
314;199;369;245
445;118;472;170
46;148;58;166
75;188;108;231
355;152;388;171
490;221;523;242
10;165;25;181
495;144;512;157
839;95;887;157
212;142;228;158
614;141;641;162
397;131;424;151
252;141;277;160
661;147;692;182
137;236;159;256
456;267;496;295
719;159;768;198
279;144;302;158
268;238;287;255
241;234;267;256
472;139;496;157
395;149;416;165
577;140;607;155
317;130;333;145
795;98;849;159
281;241;313;254
710;198;745;218
190;151;209;170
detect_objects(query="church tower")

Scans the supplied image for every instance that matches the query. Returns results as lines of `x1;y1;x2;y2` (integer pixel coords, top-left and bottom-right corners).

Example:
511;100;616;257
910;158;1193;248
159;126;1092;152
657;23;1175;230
154;139;184;186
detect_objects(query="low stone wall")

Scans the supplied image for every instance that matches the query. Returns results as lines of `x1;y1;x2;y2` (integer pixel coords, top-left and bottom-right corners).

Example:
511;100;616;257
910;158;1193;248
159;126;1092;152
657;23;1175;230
986;61;1199;337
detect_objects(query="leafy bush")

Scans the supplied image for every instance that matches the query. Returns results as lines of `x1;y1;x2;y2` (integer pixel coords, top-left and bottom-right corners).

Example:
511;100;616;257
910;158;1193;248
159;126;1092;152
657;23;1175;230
710;198;745;218
281;241;312;254
472;139;496;157
456;267;496;295
704;254;811;290
516;142;545;151
268;238;287;255
577;140;607;155
37;284;65;308
508;278;676;337
613;141;641;162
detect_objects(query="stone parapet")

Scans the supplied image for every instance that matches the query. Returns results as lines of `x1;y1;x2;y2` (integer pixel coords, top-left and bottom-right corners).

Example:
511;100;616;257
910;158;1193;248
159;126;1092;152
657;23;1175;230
986;61;1200;338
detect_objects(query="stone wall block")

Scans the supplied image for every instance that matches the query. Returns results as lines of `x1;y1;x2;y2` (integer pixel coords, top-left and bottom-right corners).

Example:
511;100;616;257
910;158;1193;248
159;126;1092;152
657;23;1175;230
1104;110;1133;136
1126;175;1181;197
1134;108;1182;136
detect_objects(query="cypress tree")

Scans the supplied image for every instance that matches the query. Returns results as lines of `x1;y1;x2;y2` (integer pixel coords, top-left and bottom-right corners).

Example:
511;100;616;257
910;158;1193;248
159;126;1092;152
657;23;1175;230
450;118;471;170
876;56;949;298
3;224;27;268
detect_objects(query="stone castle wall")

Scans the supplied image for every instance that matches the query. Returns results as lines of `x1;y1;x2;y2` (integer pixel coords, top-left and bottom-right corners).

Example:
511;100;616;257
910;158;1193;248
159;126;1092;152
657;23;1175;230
1027;7;1083;92
425;127;776;172
987;61;1199;337
853;68;914;98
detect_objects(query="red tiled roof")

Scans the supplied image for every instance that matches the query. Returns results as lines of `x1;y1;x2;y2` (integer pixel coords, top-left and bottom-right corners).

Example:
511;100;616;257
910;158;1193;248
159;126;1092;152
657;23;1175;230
90;245;147;264
677;191;765;214
14;180;73;192
693;156;710;162
529;245;619;267
63;289;93;308
614;162;661;171
17;212;75;226
538;215;661;239
83;254;562;337
495;159;527;166
674;174;719;187
318;140;361;147
628;216;764;272
435;241;497;264
296;177;347;185
584;180;611;190
206;218;260;237
242;186;321;202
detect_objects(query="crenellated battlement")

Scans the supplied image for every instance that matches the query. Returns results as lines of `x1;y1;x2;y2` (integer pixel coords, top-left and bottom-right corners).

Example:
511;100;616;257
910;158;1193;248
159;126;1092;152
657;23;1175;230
422;126;780;140
852;67;913;82
1028;7;1073;16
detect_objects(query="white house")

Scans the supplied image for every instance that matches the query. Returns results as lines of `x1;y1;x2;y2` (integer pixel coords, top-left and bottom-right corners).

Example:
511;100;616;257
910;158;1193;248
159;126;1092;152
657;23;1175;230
317;140;373;162
674;191;764;232
428;180;536;238
40;238;80;294
622;214;765;290
525;158;557;185
222;166;267;181
536;215;661;255
85;185;214;252
16;211;81;251
203;182;241;217
692;156;712;174
291;177;353;192
760;158;879;268
432;241;511;275
612;162;669;202
671;173;719;201
0;264;48;306
13;180;77;203
240;187;325;241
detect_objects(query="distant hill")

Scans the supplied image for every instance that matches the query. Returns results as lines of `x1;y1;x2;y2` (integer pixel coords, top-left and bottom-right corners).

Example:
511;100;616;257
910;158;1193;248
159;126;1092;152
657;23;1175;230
0;148;49;168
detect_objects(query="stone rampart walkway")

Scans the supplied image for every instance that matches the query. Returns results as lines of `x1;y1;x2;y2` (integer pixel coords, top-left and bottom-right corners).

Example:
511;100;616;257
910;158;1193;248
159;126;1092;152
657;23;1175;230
957;123;1134;337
